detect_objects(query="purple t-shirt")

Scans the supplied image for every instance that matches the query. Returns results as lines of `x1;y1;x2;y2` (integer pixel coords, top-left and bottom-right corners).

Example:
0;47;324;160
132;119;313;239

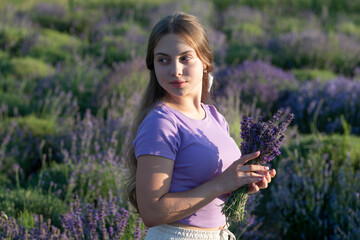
133;102;241;228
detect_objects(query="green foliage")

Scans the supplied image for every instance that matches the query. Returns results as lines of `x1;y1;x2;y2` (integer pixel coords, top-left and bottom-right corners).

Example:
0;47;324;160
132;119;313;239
10;57;55;80
271;16;319;35
337;21;360;39
51;56;108;115
217;0;360;14
30;2;71;32
0;50;12;75
0;0;67;11
0;25;32;55
0;187;68;227
226;22;265;46
27;162;73;200
0;92;31;116
282;132;360;171
87;21;147;66
212;0;241;10
0;116;61;182
292;68;337;82
17;209;35;231
103;36;133;63
14;115;57;138
0;173;11;188
28;29;83;64
80;0;170;26
269;31;360;75
82;0;169;10
107;59;149;100
67;161;125;204
225;44;270;65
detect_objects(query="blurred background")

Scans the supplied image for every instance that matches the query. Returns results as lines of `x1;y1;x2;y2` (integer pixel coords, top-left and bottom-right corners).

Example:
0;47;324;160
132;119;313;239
0;0;359;239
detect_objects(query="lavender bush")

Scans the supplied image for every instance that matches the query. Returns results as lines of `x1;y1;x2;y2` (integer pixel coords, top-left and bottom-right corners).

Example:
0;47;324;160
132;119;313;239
28;28;82;64
281;77;360;134
0;196;147;240
88;18;148;66
215;60;297;113
34;55;108;115
222;110;294;223
268;30;360;75
266;133;360;239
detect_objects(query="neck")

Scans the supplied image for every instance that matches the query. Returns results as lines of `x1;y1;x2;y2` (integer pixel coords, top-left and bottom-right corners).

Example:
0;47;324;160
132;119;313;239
163;96;205;120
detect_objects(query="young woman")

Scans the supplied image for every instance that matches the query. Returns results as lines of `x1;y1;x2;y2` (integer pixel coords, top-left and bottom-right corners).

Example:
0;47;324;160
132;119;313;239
126;12;276;240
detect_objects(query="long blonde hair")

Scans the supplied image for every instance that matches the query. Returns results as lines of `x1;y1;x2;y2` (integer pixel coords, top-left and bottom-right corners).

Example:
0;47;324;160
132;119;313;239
125;12;214;211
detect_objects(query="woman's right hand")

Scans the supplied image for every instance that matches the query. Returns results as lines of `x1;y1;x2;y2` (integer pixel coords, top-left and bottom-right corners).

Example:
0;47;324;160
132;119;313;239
214;151;270;195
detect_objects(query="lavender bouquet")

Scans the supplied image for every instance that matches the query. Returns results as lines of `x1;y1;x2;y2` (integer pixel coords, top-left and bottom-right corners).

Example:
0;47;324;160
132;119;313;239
222;110;294;223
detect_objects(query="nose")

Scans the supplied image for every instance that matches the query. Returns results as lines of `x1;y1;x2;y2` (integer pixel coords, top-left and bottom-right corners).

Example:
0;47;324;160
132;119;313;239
170;61;183;76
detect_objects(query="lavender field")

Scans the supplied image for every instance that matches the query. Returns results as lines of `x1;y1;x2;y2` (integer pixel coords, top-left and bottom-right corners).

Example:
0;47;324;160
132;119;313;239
0;0;359;239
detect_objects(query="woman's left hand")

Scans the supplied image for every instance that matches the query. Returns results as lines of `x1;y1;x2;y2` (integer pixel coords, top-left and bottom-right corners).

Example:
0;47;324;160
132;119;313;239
247;169;276;194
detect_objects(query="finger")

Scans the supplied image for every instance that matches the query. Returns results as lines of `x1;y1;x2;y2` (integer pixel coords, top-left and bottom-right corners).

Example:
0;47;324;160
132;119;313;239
256;177;268;189
248;182;260;194
239;171;266;179
265;171;271;183
237;151;260;166
269;169;276;178
239;165;269;172
243;176;265;187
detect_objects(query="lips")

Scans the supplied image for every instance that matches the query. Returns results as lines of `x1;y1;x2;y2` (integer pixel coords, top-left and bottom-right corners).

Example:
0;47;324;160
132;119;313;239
169;80;186;88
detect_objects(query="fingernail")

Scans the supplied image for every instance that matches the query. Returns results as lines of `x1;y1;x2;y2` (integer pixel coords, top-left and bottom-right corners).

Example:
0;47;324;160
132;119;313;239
264;166;269;170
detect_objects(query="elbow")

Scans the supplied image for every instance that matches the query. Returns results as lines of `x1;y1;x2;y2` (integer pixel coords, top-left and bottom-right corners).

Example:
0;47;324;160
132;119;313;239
140;215;158;228
142;220;156;228
139;208;165;228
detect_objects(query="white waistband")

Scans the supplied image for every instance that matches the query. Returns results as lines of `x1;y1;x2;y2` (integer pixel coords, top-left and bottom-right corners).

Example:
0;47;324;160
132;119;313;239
145;224;236;240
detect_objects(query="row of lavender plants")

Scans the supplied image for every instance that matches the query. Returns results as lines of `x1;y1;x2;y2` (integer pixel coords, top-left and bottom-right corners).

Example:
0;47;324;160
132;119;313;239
214;60;360;135
1;0;360;239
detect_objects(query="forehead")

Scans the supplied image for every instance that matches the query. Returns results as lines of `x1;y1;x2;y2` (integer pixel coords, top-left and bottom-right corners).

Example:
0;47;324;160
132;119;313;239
154;34;196;55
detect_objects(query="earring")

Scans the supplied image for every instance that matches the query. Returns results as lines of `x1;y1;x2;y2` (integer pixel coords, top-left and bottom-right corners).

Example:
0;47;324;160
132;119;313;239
203;69;207;73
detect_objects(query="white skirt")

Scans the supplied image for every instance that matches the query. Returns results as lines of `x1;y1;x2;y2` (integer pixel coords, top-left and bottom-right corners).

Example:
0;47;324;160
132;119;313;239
144;224;236;240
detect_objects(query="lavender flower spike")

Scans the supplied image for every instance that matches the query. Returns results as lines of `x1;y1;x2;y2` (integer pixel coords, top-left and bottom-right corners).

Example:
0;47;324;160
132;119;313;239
222;110;294;223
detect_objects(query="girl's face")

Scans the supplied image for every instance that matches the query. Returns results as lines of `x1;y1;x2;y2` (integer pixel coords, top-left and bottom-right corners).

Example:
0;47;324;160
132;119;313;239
153;34;206;102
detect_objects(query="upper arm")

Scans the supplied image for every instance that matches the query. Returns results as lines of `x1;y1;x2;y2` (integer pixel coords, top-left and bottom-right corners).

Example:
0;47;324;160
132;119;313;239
133;111;180;161
136;155;175;215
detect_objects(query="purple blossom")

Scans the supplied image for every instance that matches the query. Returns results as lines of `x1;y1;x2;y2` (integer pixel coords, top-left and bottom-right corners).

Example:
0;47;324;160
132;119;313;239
215;60;297;112
222;110;294;223
33;2;66;19
134;218;143;240
240;110;294;165
116;208;129;237
282;77;360;134
0;197;146;239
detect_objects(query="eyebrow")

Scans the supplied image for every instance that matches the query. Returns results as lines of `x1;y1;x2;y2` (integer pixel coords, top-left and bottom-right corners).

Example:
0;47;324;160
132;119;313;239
155;50;195;56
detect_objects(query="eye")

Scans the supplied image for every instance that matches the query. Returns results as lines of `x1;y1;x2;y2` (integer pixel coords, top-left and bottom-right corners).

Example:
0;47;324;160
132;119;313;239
181;55;192;62
157;57;170;64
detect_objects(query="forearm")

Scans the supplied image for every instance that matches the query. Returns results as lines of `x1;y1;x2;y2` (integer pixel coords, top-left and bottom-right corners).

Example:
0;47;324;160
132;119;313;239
136;153;267;227
137;178;223;227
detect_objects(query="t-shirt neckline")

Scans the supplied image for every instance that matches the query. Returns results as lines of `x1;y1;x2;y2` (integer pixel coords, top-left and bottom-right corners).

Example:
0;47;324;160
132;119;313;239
160;102;209;122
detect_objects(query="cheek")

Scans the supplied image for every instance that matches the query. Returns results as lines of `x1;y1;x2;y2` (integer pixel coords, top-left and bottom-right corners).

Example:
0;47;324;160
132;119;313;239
154;66;165;80
188;61;204;76
193;66;204;79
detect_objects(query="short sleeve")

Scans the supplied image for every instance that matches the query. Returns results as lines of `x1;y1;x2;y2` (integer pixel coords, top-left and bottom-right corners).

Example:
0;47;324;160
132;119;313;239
133;110;180;161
